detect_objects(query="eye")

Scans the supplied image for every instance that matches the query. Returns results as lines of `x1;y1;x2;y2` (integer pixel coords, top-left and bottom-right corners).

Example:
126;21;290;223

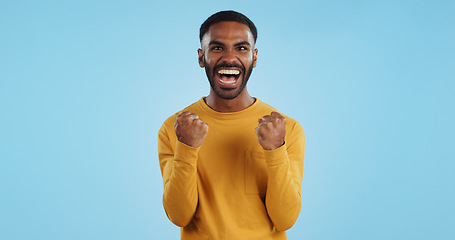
212;46;223;51
237;46;248;51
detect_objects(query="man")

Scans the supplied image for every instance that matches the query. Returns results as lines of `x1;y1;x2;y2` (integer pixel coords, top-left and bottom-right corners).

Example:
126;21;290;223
158;10;305;239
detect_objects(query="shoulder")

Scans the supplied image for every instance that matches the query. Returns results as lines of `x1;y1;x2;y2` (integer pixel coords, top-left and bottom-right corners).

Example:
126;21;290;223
160;99;202;131
257;99;303;132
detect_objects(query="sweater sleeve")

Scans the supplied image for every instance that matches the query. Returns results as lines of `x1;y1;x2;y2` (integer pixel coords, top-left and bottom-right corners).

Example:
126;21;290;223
264;121;305;231
158;123;199;227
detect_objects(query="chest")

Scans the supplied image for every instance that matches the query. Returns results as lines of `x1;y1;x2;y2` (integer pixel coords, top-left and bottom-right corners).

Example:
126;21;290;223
196;117;268;195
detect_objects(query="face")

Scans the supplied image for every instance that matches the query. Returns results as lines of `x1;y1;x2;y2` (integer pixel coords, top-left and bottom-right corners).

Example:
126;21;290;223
198;21;258;100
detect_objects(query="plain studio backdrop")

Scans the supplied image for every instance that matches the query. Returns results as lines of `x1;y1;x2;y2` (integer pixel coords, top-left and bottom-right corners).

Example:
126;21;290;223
1;0;454;239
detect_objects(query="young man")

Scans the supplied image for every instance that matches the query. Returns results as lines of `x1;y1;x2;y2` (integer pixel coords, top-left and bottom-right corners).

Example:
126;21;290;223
158;10;305;239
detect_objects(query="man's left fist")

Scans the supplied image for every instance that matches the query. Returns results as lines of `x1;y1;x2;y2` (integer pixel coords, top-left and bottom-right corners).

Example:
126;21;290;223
255;111;286;150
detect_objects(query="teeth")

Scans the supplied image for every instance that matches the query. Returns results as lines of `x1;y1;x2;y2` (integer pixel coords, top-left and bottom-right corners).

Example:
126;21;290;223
218;69;240;75
220;79;236;84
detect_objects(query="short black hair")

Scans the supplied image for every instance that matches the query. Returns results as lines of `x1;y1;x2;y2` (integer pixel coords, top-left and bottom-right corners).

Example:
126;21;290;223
199;10;257;43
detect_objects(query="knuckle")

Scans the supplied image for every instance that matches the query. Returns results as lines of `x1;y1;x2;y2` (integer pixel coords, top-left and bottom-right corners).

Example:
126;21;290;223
176;118;182;125
178;111;189;117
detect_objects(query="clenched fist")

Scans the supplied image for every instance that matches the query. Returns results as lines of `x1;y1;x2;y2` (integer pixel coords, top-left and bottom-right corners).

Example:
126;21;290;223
255;111;286;150
174;111;209;148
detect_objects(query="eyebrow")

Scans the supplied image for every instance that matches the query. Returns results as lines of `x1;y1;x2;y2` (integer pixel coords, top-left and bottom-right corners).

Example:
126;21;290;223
209;40;225;46
234;41;251;47
208;40;251;47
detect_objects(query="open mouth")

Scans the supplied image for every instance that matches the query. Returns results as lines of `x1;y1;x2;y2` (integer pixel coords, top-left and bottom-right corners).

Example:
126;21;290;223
217;69;241;87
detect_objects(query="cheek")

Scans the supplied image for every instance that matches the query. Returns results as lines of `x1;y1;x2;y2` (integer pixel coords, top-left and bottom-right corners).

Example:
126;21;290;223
241;54;254;66
204;55;216;67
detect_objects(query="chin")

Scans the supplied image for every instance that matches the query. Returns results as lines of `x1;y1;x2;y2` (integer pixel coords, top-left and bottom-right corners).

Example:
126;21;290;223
214;90;239;100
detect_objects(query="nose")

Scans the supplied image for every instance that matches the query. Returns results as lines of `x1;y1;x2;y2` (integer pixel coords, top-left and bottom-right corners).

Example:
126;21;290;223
221;49;237;63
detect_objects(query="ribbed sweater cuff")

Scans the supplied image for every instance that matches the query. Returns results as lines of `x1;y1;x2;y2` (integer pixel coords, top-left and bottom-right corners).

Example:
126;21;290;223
174;140;199;165
264;143;288;167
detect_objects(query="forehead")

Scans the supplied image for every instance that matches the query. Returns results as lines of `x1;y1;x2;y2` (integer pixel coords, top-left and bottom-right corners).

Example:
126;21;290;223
202;21;254;46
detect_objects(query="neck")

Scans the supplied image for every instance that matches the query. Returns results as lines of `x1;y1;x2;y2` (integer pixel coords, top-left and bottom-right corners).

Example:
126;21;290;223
205;89;255;113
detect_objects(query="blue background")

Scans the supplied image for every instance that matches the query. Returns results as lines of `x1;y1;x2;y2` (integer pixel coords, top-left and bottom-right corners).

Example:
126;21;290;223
1;0;454;239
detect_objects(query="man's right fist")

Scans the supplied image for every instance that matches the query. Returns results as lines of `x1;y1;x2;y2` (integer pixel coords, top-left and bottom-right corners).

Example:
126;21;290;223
174;111;209;148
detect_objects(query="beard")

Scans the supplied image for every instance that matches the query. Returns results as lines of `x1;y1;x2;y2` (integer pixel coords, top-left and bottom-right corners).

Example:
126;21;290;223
204;58;254;100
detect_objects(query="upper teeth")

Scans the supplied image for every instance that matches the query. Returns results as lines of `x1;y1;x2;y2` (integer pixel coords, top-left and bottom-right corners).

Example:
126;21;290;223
218;69;240;75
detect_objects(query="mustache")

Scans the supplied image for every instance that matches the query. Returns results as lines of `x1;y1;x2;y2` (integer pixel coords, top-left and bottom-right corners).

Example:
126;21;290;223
213;63;245;72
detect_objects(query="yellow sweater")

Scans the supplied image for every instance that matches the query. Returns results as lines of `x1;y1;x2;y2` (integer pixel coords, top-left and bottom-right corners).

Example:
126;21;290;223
158;98;305;240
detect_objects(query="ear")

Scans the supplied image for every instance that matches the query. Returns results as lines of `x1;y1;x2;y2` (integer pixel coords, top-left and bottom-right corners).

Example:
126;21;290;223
253;48;258;68
198;49;204;68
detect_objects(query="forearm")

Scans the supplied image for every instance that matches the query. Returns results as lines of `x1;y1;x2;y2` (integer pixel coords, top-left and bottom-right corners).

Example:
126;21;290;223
160;140;199;227
264;144;302;231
